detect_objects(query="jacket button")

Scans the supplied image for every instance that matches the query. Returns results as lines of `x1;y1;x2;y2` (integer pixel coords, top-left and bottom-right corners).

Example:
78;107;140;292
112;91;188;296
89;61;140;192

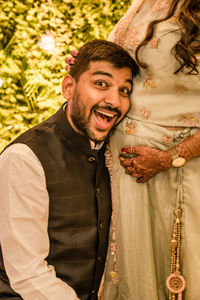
88;156;96;162
99;222;103;230
96;187;101;195
97;256;101;262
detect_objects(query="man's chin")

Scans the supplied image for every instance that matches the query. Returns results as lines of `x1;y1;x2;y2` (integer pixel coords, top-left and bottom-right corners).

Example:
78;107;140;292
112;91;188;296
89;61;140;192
88;130;110;144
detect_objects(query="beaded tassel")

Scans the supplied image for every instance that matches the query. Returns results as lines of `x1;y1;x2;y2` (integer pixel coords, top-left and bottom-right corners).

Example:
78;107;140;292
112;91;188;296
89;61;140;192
166;170;186;299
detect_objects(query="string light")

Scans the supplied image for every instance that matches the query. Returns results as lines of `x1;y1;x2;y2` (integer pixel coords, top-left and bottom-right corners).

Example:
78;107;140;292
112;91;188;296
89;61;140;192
0;78;3;88
38;32;55;52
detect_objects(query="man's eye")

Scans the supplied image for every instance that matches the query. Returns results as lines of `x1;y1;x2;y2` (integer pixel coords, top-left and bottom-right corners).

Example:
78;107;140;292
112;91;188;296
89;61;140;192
95;81;107;87
120;88;131;96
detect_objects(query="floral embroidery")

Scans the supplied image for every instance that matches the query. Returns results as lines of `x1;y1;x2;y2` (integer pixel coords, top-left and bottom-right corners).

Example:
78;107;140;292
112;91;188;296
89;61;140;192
173;128;192;143
176;113;200;127
109;214;118;284
125;120;137;135
175;84;188;95
121;23;146;50
140;108;151;120
121;31;138;50
143;73;156;88
172;14;179;20
152;0;170;12
162;135;173;145
104;144;119;284
126;26;140;48
112;0;144;46
105;143;113;182
109;270;118;284
149;37;160;48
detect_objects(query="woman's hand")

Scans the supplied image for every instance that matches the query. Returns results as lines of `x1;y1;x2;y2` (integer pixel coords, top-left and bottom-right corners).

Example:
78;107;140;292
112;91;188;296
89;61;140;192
119;145;172;183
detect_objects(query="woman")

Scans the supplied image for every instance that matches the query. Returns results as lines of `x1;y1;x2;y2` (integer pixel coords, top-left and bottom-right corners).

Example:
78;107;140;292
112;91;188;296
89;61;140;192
103;0;200;299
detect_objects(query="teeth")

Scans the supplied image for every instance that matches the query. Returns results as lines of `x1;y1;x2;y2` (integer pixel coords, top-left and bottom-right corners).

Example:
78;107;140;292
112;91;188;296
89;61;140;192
95;110;115;118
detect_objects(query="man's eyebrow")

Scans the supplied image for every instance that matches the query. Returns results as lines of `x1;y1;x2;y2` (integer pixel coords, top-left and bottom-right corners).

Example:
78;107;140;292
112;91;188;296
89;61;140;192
127;79;133;86
92;71;133;86
92;71;113;77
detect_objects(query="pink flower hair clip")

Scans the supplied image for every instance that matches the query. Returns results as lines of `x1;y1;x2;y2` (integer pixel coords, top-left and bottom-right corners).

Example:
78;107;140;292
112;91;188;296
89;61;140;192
65;50;78;72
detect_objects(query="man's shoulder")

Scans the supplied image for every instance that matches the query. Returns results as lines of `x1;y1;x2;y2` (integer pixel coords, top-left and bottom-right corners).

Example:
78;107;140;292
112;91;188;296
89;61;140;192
0;143;44;176
8;108;62;148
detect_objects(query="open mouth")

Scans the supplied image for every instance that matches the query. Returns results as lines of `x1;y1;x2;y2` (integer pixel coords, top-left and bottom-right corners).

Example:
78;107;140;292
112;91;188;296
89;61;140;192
95;109;116;121
93;108;119;130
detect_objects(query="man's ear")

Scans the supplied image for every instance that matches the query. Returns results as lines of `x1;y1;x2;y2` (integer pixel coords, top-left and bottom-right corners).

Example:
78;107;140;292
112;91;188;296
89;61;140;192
62;74;76;100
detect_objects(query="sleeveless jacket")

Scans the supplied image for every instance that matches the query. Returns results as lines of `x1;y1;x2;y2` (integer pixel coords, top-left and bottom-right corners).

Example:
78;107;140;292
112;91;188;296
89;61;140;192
0;104;112;300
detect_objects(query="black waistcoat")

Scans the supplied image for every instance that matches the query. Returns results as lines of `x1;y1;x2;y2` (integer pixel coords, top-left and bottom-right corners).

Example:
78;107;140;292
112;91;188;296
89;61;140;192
0;105;112;300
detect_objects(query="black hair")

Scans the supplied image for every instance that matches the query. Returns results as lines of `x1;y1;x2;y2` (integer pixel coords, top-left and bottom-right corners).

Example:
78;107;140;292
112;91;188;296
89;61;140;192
69;39;139;81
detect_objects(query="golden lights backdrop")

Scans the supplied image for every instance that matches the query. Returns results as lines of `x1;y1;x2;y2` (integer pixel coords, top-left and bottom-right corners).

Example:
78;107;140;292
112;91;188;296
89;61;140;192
0;0;131;150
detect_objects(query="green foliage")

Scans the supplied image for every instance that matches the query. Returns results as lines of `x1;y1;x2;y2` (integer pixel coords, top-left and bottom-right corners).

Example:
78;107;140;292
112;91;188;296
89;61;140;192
0;0;131;150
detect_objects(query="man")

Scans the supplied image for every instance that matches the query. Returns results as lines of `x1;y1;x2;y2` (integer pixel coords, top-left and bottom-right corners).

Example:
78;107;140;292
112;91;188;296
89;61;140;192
0;40;139;300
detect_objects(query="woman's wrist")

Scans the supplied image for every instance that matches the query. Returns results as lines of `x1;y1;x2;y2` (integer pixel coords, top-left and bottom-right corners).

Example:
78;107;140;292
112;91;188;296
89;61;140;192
167;146;186;167
167;131;200;166
176;134;200;161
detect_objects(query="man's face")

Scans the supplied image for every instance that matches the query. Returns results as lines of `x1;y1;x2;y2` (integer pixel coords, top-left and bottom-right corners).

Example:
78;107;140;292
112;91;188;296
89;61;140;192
63;61;133;143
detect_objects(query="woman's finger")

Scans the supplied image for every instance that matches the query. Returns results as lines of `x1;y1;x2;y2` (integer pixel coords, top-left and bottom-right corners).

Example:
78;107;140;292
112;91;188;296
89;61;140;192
124;166;135;174
119;157;134;167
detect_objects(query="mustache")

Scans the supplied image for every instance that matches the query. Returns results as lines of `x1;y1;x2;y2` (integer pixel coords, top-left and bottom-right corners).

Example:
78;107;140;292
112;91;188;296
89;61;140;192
92;105;122;118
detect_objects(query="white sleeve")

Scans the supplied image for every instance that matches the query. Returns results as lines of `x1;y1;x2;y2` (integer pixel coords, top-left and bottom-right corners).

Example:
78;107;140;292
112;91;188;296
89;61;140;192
0;144;80;300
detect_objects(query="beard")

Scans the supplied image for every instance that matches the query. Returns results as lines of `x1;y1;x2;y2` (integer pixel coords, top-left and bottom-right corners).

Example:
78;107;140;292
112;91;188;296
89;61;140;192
69;89;120;143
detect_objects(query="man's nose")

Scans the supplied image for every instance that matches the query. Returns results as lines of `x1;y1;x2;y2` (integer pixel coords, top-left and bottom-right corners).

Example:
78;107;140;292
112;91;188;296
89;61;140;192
104;90;121;108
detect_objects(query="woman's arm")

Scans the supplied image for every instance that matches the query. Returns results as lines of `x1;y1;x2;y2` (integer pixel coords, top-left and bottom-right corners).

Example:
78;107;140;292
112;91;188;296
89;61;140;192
119;130;200;183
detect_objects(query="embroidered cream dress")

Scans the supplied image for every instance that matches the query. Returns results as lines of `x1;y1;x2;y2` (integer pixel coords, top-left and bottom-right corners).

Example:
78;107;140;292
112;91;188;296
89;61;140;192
103;0;200;299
